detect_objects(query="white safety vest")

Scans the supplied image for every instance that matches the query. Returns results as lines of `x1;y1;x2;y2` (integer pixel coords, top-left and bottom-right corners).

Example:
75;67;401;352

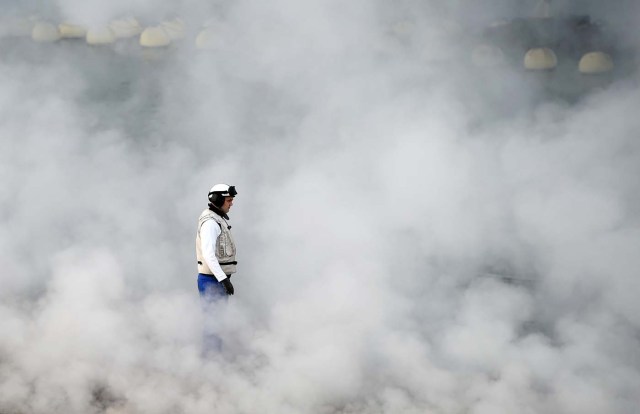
196;209;237;276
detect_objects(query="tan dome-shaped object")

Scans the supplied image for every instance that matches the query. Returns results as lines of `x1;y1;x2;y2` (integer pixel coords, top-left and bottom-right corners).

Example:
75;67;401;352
471;44;505;67
86;26;116;45
160;18;185;40
524;47;557;70
579;52;614;74
140;26;171;47
58;23;87;38
195;27;222;50
109;17;142;38
31;22;60;42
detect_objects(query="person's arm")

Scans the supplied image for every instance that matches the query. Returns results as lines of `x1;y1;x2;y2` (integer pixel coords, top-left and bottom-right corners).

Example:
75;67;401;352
200;220;228;282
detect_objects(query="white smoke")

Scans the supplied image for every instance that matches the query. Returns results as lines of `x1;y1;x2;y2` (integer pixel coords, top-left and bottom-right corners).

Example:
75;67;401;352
1;0;640;413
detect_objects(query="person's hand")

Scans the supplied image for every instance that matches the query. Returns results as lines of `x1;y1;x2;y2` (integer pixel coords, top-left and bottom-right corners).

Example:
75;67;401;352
221;277;234;295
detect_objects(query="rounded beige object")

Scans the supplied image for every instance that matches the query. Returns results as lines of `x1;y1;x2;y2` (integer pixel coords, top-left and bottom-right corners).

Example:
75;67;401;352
524;47;557;70
109;17;142;38
471;44;505;67
86;26;116;45
161;18;185;40
195;27;221;50
32;22;60;42
579;52;613;74
140;26;171;47
59;23;87;38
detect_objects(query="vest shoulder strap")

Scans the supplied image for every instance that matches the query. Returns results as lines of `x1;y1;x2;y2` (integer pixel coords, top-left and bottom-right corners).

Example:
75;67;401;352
199;213;223;231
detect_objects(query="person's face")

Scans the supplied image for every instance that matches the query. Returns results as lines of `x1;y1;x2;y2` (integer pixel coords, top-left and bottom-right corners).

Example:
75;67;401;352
221;196;234;213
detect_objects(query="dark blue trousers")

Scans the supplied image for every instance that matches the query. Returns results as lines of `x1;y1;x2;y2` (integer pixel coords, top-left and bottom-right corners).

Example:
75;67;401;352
198;273;227;300
197;273;228;354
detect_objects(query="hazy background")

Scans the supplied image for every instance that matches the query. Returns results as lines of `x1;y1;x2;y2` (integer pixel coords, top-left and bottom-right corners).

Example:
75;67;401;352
1;0;640;413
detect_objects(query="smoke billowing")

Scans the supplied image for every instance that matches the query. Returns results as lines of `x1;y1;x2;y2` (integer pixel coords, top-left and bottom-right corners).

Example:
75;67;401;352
1;0;640;413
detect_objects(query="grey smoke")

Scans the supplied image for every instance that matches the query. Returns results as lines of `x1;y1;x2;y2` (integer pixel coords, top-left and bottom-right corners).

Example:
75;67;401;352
1;1;640;413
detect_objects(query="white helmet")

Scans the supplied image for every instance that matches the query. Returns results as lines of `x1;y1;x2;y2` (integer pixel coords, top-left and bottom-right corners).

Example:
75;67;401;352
208;184;237;207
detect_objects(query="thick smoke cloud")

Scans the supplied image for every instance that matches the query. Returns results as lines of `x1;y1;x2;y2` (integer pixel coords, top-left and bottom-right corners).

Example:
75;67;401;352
1;1;640;413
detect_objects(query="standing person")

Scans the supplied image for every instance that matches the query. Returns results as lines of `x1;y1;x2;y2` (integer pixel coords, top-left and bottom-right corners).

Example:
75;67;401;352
195;183;238;352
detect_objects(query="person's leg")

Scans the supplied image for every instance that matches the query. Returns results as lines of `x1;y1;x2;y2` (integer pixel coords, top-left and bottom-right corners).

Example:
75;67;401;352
197;274;226;355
